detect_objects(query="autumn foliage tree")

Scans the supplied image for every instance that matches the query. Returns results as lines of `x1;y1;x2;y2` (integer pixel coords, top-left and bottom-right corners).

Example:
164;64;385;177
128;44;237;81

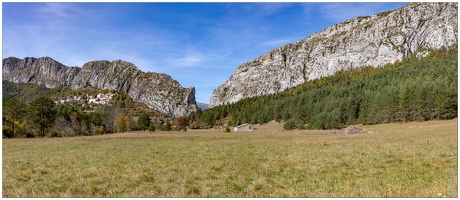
174;116;189;131
114;112;131;132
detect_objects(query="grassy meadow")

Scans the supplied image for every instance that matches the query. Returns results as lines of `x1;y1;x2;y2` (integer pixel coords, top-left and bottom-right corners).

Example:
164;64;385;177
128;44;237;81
2;119;458;197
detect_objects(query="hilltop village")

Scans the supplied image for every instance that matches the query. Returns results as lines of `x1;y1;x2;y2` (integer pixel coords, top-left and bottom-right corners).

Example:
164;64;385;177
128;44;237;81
55;93;116;109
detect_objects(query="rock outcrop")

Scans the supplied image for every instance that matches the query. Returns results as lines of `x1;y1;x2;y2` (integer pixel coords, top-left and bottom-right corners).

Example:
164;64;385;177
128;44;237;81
2;57;81;88
2;57;197;117
209;2;458;107
333;126;367;135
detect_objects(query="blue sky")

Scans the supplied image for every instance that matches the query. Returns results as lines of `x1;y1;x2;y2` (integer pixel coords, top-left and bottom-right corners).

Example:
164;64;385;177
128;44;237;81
2;2;408;104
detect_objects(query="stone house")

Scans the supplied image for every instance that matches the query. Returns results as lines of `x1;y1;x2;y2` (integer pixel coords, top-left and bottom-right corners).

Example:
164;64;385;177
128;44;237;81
234;123;254;132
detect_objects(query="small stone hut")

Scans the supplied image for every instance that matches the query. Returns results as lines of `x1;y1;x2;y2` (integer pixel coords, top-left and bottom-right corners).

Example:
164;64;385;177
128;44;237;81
234;123;254;132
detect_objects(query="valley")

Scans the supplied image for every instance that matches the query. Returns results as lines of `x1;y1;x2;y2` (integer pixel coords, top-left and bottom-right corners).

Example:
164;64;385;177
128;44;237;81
2;119;457;197
2;2;458;198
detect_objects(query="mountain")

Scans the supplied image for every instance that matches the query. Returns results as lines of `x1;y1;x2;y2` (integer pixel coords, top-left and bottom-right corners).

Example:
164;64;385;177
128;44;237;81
196;102;209;110
209;2;458;108
2;57;197;117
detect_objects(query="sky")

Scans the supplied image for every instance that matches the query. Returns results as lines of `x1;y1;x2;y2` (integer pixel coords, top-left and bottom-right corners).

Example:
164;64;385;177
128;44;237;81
2;2;409;104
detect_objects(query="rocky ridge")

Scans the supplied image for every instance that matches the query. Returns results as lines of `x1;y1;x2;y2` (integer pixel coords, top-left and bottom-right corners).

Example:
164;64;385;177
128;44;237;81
209;2;458;107
196;102;209;110
2;57;197;117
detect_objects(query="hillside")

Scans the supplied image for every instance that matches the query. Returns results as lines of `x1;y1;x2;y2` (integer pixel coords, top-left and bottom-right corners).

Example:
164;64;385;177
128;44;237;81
209;2;458;107
2;80;162;115
2;80;52;103
2;57;197;117
193;46;457;129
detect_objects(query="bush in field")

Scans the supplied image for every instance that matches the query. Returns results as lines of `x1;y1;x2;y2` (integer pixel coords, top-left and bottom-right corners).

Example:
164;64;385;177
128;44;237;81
93;126;105;135
308;109;344;130
297;122;306;130
283;119;297;130
164;121;172;131
148;124;155;132
175;116;189;131
137;112;151;131
225;126;230;133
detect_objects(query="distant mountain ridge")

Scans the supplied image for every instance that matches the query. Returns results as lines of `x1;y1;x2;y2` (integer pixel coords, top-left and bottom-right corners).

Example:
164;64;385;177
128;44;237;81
2;57;197;117
209;2;458;107
196;102;209;110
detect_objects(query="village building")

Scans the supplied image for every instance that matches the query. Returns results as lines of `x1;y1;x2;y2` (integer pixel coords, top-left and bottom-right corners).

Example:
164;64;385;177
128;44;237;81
234;123;254;132
54;92;115;108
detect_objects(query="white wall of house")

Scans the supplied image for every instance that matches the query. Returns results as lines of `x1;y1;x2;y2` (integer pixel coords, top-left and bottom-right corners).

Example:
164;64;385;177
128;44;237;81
234;124;254;132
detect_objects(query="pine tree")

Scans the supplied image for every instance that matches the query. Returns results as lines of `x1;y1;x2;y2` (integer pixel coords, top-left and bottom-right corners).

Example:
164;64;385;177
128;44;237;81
27;96;56;138
137;112;151;131
164;121;172;131
2;98;27;137
148;124;156;132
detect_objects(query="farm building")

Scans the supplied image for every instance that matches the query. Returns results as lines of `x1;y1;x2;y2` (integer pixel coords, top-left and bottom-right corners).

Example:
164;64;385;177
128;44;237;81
234;124;254;132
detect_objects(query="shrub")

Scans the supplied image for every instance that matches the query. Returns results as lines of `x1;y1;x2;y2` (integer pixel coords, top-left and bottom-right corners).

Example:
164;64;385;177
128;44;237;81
156;124;163;131
49;130;62;138
297;122;306;130
93;126;105;135
283;119;297;130
148;124;155;132
225;126;230;133
308;112;328;130
164;121;172;131
175;116;189;131
2;129;13;138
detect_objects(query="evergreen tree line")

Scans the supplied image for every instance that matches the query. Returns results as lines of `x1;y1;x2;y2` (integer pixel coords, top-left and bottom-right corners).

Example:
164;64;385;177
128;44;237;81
190;47;457;130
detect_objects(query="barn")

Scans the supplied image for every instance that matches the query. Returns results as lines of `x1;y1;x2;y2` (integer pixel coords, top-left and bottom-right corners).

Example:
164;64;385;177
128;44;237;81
234;124;254;132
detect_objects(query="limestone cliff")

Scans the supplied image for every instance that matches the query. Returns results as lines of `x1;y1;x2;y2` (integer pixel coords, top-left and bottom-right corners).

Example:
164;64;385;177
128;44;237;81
2;57;80;88
209;2;458;107
2;57;197;117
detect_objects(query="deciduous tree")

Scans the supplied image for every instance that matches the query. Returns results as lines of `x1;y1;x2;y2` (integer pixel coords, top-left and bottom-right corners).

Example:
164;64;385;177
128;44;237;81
174;116;189;131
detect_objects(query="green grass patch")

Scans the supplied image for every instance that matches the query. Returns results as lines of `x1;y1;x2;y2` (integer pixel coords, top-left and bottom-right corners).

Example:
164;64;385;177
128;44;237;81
3;119;457;197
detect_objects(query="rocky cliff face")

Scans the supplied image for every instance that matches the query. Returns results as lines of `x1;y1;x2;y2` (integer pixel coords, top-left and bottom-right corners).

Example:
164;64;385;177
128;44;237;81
2;57;197;117
209;2;458;107
2;57;81;88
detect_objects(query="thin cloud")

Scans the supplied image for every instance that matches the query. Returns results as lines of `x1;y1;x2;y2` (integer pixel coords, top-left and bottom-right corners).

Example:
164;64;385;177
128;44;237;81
258;38;294;49
316;3;408;23
236;3;293;18
41;3;81;18
173;53;205;67
162;48;234;69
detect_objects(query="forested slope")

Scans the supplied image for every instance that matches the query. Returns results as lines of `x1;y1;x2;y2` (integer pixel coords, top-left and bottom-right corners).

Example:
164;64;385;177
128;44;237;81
190;46;457;130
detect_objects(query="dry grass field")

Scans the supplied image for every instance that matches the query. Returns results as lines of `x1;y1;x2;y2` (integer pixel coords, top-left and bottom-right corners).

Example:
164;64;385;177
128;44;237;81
2;119;458;197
